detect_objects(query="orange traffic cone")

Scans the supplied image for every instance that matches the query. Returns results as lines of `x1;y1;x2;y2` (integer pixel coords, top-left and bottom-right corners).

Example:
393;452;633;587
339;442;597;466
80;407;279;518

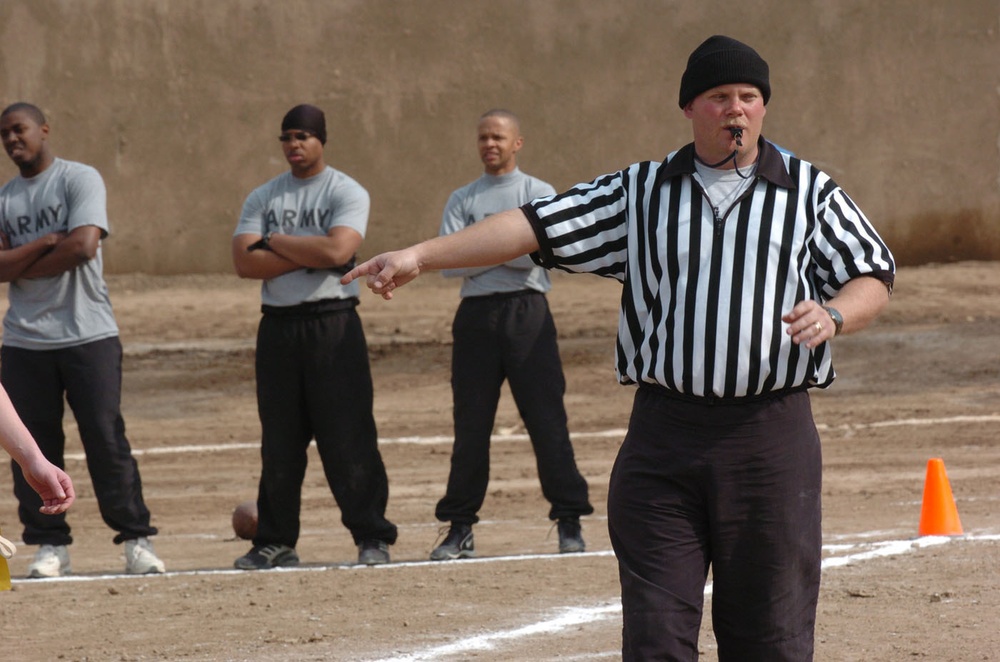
918;458;963;536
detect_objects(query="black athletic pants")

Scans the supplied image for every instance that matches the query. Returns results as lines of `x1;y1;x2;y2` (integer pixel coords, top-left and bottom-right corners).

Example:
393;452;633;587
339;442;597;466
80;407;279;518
435;290;593;525
608;386;822;662
2;337;157;546
253;300;397;548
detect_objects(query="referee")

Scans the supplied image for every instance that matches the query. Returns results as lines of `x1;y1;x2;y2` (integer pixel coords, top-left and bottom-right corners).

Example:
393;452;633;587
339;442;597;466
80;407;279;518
344;35;894;661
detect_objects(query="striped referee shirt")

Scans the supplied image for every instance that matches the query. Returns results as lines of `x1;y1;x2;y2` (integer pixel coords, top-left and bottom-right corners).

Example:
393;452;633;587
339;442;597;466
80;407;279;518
522;139;895;400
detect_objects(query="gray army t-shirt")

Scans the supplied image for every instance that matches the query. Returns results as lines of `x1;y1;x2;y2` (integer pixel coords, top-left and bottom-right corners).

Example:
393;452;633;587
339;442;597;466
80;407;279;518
235;166;369;307
0;158;118;350
439;168;555;298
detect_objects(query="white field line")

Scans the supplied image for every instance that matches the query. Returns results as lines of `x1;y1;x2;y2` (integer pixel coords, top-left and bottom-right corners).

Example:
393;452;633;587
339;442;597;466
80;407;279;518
817;414;1000;432
43;415;1000;659
9;550;617;585
12;534;999;588
371;534;1000;662
374;603;622;662
60;412;1000;462
13;535;998;660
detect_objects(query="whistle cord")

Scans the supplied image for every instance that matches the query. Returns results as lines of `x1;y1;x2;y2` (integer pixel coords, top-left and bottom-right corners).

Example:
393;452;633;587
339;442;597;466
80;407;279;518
695;128;755;179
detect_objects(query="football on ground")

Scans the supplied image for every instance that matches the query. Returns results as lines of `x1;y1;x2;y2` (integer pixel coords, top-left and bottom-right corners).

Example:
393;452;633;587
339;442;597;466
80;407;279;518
232;500;258;540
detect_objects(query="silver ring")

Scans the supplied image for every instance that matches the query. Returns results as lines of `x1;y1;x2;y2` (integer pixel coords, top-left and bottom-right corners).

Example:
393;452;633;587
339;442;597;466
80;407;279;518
814;321;823;333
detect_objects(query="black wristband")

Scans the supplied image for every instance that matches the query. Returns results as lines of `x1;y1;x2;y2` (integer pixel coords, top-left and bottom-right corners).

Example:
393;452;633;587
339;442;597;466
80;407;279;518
247;232;272;252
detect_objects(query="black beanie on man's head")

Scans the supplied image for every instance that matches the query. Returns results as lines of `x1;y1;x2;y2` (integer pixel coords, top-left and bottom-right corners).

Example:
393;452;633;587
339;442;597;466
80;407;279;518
678;35;770;109
281;104;327;144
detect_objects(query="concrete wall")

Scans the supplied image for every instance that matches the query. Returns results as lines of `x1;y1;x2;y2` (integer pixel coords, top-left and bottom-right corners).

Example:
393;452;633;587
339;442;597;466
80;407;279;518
0;0;996;273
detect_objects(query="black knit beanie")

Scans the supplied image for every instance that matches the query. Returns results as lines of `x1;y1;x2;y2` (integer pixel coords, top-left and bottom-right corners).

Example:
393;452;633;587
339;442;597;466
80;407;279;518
281;104;327;144
678;36;770;109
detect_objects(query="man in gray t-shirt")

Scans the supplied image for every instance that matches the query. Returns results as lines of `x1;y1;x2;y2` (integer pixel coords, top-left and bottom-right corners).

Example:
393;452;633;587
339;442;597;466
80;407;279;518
0;102;164;578
231;104;396;570
429;109;592;562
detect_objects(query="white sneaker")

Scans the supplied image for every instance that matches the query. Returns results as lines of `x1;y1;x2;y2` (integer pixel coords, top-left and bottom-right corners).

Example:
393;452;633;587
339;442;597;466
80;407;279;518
27;544;71;578
124;537;166;574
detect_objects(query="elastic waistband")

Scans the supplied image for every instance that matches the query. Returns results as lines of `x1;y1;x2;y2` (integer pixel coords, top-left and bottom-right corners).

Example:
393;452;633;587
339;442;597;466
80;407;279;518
261;298;358;317
637;381;807;407
463;289;542;301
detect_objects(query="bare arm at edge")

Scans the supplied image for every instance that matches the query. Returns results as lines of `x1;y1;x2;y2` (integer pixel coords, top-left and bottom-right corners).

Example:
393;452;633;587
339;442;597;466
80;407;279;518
0;386;75;514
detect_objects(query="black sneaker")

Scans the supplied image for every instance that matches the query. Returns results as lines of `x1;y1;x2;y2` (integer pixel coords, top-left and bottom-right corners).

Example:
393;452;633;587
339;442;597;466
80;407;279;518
430;523;474;561
234;544;299;570
557;517;585;554
357;540;390;566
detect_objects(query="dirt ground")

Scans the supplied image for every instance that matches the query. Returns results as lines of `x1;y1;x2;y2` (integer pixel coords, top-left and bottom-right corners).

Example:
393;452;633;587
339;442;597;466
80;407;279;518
0;261;998;661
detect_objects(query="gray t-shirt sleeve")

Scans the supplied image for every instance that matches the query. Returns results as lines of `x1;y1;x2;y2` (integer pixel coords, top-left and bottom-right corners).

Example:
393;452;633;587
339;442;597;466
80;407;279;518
438;170;553;297
329;177;370;237
235;188;267;237
65;164;110;237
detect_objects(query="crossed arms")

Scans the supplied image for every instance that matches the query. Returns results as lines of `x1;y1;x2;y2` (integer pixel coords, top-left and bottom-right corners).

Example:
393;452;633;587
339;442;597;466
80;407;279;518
232;226;363;280
0;226;100;283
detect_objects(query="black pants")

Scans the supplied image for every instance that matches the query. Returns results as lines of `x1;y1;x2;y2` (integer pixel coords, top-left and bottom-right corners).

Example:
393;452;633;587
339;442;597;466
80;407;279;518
608;386;822;662
435;290;592;524
254;301;396;548
1;337;156;546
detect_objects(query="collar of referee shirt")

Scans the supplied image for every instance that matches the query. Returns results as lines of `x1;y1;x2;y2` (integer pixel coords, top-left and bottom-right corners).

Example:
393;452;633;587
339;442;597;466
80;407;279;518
655;137;795;191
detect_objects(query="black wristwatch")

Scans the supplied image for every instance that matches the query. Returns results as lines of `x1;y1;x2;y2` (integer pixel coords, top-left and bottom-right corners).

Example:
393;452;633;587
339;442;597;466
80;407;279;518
823;306;844;336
